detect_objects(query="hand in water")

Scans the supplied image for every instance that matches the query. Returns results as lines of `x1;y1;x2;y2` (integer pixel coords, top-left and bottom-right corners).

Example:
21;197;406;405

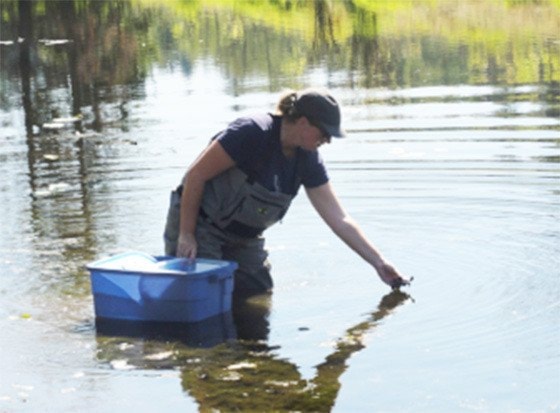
176;233;197;259
377;262;412;290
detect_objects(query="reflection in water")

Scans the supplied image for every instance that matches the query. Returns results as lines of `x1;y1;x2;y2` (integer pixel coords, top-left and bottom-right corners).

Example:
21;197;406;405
2;1;558;102
3;0;147;299
95;291;410;411
18;1;33;137
183;291;409;411
96;313;237;349
95;293;271;348
0;0;558;411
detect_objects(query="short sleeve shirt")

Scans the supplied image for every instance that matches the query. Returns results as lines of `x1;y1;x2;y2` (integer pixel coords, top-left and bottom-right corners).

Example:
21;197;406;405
215;113;328;195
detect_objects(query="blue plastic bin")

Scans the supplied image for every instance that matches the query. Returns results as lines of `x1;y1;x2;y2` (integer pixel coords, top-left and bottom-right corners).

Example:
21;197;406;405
86;251;237;323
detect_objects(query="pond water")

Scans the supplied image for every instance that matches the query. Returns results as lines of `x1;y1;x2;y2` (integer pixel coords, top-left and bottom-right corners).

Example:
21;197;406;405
1;1;559;412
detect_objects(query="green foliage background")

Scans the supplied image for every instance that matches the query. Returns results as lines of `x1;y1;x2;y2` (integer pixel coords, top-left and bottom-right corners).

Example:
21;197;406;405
1;0;558;97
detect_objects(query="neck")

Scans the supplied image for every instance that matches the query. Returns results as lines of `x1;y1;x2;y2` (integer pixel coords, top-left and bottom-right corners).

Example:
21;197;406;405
280;118;297;158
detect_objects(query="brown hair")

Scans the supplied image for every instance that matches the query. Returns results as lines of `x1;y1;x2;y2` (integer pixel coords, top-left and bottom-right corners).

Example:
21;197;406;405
275;90;300;121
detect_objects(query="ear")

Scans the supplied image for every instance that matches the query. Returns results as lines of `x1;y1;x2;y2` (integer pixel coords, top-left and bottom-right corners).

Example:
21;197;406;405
298;116;311;127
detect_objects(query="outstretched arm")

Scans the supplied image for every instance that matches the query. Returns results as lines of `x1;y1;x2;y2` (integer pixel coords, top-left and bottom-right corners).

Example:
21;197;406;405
305;182;410;289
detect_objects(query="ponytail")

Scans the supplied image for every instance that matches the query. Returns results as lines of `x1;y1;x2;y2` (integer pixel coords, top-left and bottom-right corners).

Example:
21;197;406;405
275;90;300;121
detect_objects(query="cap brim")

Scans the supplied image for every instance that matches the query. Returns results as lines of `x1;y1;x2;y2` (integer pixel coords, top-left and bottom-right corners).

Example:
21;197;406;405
323;123;346;138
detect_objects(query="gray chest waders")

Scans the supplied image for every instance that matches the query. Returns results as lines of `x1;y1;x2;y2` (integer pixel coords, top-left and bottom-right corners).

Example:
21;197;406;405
164;166;300;255
200;167;295;238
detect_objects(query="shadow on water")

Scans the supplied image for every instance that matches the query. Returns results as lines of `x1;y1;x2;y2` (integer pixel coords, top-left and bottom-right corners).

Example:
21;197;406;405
95;290;411;411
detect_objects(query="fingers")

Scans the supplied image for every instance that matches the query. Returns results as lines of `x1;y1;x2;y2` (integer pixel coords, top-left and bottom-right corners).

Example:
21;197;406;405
177;233;197;258
177;241;197;259
181;247;197;259
188;247;197;260
391;275;413;291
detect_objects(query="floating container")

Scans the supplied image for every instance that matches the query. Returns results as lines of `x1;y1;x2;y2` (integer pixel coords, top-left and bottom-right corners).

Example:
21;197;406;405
86;251;237;323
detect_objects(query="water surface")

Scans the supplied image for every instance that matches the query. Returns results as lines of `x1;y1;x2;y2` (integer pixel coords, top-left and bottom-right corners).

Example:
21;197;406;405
0;1;559;412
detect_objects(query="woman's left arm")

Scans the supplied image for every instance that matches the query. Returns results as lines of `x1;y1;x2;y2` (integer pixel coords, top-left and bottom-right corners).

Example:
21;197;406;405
306;182;410;289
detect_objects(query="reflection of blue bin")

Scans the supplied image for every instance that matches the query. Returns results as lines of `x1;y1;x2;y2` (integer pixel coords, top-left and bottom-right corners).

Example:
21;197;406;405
95;312;237;348
86;251;237;322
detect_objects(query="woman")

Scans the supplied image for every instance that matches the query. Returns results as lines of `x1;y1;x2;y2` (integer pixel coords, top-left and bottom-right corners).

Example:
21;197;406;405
164;89;410;294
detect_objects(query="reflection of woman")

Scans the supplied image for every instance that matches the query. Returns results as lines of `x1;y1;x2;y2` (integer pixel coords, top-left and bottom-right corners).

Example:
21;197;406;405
96;292;409;410
164;89;410;294
180;291;410;412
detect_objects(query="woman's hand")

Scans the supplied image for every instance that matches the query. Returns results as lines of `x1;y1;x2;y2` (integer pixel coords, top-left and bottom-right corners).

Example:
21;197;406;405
176;233;197;259
377;262;412;290
176;140;236;260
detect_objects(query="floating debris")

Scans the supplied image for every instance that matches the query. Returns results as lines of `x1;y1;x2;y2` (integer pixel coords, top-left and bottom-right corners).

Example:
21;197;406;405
39;39;73;46
43;154;59;162
110;359;135;370
118;343;134;351
47;183;71;193
33;182;73;198
42;114;82;131
52;115;82;123
226;362;257;371
144;351;174;361
0;38;24;45
265;380;299;388
42;123;66;131
221;372;242;381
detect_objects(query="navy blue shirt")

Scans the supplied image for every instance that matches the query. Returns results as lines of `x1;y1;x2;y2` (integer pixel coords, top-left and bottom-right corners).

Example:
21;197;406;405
215;113;329;195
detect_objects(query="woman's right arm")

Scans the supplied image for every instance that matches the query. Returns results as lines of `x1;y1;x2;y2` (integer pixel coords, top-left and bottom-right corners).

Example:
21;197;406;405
177;140;236;258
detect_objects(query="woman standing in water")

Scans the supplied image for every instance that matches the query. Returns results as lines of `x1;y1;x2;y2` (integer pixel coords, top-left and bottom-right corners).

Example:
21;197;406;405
164;89;410;294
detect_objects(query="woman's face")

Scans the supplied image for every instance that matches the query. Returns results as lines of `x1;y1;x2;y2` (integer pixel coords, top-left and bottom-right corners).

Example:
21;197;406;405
296;116;331;151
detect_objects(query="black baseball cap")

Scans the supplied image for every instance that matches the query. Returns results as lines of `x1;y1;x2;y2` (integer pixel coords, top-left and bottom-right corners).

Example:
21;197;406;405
295;89;346;138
